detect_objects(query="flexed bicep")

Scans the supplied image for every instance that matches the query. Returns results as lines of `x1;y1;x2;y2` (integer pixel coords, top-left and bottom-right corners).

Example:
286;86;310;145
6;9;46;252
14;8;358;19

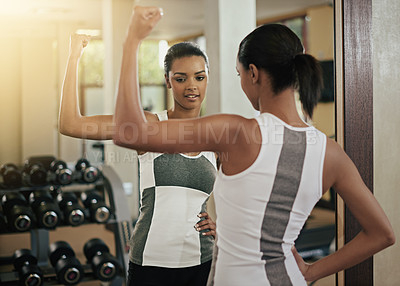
59;34;115;140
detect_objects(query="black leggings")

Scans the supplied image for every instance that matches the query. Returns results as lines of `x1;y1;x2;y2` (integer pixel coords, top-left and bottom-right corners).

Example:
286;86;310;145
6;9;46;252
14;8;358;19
126;260;212;286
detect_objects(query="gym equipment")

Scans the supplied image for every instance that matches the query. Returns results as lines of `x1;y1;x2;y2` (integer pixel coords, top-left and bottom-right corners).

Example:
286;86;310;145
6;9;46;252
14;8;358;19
29;190;60;229
91;143;105;163
49;160;73;186
57;192;85;226
25;155;57;171
22;162;47;187
0;163;22;188
0;164;133;285
84;238;120;281
13;249;43;286
48;241;84;285
1;192;35;232
74;159;100;184
80;190;111;223
0;211;8;233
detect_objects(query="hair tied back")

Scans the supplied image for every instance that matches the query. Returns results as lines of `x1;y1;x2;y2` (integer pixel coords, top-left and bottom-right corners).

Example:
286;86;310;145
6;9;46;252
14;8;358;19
293;53;303;61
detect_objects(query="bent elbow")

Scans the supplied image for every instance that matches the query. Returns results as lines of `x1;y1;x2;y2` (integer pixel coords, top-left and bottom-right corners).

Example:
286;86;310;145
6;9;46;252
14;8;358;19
112;126;123;146
58;121;69;136
385;230;396;247
112;136;138;150
58;114;75;137
58;121;76;137
113;122;141;150
112;132;130;148
112;136;123;147
377;228;396;250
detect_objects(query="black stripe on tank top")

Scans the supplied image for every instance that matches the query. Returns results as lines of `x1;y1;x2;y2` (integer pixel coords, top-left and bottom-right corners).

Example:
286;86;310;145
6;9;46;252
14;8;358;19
260;127;307;285
199;196;214;263
130;187;155;265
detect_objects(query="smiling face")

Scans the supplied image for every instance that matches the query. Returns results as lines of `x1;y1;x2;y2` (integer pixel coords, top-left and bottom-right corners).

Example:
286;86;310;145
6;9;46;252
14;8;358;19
166;56;208;112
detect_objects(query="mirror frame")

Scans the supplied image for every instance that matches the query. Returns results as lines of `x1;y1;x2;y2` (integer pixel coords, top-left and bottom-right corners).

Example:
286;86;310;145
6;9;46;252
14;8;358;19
335;0;374;285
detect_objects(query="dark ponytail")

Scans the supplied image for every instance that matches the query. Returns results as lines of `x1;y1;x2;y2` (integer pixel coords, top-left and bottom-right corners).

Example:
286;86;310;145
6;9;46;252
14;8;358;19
238;24;323;118
293;54;323;118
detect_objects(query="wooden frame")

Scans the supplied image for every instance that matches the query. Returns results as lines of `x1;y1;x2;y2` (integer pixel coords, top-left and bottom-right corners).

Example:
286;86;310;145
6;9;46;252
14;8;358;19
334;1;345;285
336;0;374;285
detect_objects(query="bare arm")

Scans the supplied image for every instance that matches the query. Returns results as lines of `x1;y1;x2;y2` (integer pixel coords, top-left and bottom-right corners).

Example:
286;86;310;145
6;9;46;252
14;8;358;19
113;7;258;163
59;34;157;141
293;139;395;282
59;34;114;140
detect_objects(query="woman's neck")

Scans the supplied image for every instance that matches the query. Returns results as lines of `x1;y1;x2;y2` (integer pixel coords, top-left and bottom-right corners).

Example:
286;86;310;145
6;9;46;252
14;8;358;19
168;106;201;119
259;89;308;127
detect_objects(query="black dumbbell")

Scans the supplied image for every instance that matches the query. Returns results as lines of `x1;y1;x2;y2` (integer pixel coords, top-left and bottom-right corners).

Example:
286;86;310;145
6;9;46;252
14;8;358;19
1;192;35;232
22;162;47;186
57;192;85;226
13;249;43;286
83;238;120;281
29;190;60;229
0;210;8;233
80;191;111;223
48;241;84;285
0;163;22;188
49;160;73;185
74;159;100;183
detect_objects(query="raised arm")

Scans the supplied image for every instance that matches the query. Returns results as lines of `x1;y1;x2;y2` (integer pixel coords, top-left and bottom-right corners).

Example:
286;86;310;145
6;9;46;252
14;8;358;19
113;7;257;159
113;6;162;147
293;139;395;282
59;34;114;140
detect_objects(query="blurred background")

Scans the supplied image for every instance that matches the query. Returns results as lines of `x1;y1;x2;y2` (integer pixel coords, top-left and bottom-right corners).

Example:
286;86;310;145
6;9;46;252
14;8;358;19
0;1;335;285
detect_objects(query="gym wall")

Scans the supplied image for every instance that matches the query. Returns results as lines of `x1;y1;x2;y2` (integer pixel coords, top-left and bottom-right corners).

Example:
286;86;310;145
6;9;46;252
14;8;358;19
372;0;400;284
0;23;82;165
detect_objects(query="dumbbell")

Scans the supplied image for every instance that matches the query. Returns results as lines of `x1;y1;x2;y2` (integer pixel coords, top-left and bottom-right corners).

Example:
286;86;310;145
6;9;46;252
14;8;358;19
0;163;22;188
74;159;100;184
1;192;35;232
0;211;8;233
29;190;60;229
22;162;47;186
48;241;84;285
13;249;43;286
80;191;111;223
49;160;73;185
57;192;85;226
84;238;120;281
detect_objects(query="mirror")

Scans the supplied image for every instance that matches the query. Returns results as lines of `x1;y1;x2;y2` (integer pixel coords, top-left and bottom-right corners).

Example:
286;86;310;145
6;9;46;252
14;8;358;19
0;1;335;285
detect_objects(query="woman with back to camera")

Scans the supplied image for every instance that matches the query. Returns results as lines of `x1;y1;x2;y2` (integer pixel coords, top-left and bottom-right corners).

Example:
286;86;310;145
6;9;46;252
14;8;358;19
59;33;217;285
113;6;395;286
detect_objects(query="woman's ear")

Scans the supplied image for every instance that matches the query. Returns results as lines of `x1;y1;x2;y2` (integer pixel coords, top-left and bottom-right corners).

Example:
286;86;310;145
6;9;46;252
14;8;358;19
165;74;171;89
249;64;259;84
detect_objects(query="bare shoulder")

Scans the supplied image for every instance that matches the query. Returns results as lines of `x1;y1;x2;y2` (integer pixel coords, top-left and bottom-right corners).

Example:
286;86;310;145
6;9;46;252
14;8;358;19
323;138;350;191
201;113;257;130
324;138;366;195
325;138;346;161
325;138;359;172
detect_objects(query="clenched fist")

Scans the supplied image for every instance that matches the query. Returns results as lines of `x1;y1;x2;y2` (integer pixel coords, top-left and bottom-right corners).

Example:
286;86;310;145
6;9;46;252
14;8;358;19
126;6;163;42
69;34;90;59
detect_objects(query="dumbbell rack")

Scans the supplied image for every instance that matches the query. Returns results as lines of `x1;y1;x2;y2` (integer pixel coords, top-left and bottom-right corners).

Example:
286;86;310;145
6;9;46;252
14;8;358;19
0;165;133;285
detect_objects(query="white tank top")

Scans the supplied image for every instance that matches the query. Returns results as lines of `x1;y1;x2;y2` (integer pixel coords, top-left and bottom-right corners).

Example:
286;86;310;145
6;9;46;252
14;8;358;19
129;110;217;268
210;112;326;285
